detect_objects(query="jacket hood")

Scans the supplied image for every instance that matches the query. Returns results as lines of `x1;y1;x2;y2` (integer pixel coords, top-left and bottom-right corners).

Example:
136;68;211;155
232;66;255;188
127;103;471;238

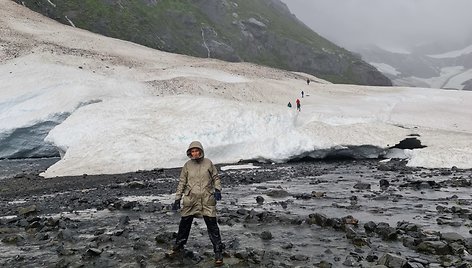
186;141;204;159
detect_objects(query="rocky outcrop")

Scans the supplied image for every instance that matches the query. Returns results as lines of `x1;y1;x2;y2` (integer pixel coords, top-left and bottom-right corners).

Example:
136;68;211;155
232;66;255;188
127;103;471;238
15;0;391;86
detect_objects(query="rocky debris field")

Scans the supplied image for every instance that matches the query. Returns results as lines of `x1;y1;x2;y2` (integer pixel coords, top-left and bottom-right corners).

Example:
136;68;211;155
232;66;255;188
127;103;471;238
1;159;472;268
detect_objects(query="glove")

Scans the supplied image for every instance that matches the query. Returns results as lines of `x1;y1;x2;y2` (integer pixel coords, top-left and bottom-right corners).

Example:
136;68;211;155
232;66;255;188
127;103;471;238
214;190;222;201
171;199;181;211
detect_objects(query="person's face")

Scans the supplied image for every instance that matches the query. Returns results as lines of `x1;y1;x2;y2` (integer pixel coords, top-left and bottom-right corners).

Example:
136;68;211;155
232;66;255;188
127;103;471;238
190;148;201;159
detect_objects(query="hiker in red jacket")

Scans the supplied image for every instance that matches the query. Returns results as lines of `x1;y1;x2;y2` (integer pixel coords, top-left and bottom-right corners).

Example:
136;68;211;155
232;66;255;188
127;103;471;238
296;99;301;111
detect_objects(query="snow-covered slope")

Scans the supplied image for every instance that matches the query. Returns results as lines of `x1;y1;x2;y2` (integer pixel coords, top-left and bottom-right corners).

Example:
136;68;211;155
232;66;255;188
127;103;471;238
357;45;472;90
1;0;472;177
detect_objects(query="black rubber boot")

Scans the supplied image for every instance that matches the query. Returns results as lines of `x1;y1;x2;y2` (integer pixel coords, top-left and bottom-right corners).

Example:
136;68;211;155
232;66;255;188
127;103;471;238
214;251;224;266
204;216;224;266
167;215;194;257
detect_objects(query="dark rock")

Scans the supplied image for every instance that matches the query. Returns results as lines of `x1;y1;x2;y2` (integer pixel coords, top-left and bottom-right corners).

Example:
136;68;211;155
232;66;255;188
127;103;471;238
353;182;371;190
440;232;464;243
290;254;309;261
364;221;377;233
266;189;289;198
417;240;451;255
260;231;273;240
1;234;25;245
307;213;329;227
281;242;293;249
318;260;332;268
366;254;378;262
18;205;38;216
255;196;264;205
119;215;130;225
86;247;102;256
378;253;407;268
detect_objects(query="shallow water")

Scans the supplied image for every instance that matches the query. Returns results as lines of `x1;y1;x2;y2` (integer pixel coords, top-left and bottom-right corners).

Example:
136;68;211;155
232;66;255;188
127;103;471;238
1;159;471;267
0;157;59;180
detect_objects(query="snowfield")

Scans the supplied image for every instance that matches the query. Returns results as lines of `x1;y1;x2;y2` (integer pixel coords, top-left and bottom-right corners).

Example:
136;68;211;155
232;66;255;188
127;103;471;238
1;0;471;177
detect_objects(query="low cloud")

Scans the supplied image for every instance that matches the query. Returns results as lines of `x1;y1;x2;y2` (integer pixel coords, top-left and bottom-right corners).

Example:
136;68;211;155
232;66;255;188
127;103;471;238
281;0;472;50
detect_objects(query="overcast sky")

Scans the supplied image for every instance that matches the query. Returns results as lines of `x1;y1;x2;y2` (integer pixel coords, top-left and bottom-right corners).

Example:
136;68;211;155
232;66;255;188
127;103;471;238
280;0;472;51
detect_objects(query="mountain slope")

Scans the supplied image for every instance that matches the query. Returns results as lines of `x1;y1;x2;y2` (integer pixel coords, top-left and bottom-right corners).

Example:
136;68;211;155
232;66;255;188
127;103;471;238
14;0;391;86
358;43;472;90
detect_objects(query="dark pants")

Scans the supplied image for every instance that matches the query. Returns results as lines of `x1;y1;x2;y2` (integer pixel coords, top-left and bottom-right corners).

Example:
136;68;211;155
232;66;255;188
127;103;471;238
174;215;223;253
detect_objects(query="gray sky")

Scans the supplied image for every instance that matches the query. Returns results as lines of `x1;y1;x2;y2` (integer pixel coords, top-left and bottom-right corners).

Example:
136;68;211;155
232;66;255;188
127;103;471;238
280;0;472;51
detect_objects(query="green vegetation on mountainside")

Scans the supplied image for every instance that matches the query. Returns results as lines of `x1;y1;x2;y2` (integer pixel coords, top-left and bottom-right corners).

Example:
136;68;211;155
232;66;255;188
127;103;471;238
16;0;391;86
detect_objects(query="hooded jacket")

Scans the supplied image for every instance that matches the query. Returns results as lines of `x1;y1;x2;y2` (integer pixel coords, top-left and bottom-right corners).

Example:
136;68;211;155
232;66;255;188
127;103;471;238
175;141;222;217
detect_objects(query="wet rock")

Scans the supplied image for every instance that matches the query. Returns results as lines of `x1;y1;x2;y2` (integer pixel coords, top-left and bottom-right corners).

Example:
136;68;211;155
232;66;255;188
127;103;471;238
317;260;333;268
155;231;175;244
353;182;371;190
1;234;25;245
55;258;72;268
307;213;328;226
342;255;359;266
378;253;407;267
86;247;102;256
364;221;377;233
448;241;465;255
378;159;408;171
312;191;326;198
226;237;240;250
375;222;398;241
0;227;21;234
266;189;289;198
440;232;464;243
260;231;273;240
45;217;60;227
281;242;293;249
121;201;137;210
279;201;288;209
34;232;49;241
366;254;379;262
396;221;420;233
405;262;426;268
57;229;75;242
135;254;147;267
236;208;250;215
351;236;370;247
417;240;451;255
94;233;112;243
379;179;390;189
26;220;42;232
345;226;357;239
290;254;309;261
56;244;75;256
294;193;312;199
18;204;38;216
133;238;148;250
342;215;358;225
255;196;264;205
127;180;147;189
119;215;130;225
234;250;249;260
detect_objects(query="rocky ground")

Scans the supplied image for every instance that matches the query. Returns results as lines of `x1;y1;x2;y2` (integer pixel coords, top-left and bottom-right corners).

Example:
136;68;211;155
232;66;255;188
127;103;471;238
1;158;472;268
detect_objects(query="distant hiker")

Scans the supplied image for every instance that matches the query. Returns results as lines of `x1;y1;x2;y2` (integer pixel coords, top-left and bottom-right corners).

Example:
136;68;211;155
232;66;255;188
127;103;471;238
296;98;301;111
306;78;310;85
301;90;304;98
167;141;224;266
287;102;292;108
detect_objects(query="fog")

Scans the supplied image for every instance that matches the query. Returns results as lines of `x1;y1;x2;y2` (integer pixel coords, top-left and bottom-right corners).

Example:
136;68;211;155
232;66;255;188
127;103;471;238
280;0;472;51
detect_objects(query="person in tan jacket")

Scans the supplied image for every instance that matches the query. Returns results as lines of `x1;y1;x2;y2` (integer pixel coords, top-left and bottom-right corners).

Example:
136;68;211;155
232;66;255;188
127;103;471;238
167;141;224;266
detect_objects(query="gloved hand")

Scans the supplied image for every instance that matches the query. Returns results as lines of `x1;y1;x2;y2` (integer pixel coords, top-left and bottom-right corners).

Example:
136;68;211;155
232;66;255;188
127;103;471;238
214;190;222;201
171;199;181;211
